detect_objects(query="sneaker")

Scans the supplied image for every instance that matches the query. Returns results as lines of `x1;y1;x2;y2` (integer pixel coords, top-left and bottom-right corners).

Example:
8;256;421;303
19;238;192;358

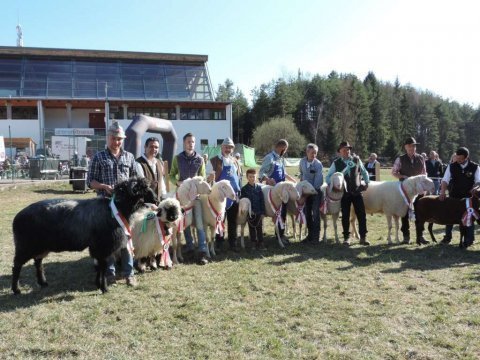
343;239;351;246
126;276;138;287
360;238;371;246
416;237;430;245
197;252;209;266
106;275;116;286
401;237;410;245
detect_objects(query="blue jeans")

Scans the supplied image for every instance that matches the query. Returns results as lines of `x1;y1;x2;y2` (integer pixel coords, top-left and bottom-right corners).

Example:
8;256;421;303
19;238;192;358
106;247;134;278
433;179;440;195
184;199;207;252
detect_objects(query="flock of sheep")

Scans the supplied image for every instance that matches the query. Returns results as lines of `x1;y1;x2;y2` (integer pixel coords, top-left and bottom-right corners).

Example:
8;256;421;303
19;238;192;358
12;172;474;294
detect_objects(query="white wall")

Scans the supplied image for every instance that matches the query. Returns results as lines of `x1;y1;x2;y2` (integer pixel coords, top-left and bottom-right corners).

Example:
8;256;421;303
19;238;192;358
45;108;93;128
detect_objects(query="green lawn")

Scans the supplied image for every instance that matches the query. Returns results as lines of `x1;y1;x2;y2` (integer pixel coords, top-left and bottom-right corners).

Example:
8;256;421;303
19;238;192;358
0;179;478;359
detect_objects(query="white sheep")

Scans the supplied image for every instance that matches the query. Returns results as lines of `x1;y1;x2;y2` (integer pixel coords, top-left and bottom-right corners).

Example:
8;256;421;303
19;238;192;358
164;176;211;264
131;198;182;271
262;181;300;248
350;175;435;244
320;172;345;244
286;181;318;241
198;180;237;257
236;198;252;249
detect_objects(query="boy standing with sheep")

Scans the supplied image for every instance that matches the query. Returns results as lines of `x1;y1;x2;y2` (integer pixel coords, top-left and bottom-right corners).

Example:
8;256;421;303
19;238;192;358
326;141;370;246
241;168;266;250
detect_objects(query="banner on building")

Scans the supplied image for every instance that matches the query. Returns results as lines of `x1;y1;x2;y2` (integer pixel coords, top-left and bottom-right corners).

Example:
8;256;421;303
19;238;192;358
55;128;95;136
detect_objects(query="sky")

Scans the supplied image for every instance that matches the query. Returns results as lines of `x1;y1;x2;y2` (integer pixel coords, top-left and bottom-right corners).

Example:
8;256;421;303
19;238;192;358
1;0;479;107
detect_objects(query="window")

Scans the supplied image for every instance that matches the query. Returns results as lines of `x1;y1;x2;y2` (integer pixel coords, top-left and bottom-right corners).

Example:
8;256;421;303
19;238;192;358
12;106;38;119
0;106;6;119
200;139;208;149
217;139;223;145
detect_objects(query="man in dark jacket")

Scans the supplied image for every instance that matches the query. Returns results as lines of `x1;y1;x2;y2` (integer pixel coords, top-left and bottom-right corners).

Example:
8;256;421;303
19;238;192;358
439;147;480;248
391;137;427;244
426;150;443;195
326;141;370;246
241;168;266;250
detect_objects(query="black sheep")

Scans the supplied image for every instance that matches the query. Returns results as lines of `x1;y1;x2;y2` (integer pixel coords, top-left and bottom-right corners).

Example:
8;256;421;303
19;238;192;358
11;177;157;294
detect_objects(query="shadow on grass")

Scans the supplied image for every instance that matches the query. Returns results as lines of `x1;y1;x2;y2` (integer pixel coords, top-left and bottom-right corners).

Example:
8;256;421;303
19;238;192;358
238;235;480;274
32;188;77;195
0;256;99;312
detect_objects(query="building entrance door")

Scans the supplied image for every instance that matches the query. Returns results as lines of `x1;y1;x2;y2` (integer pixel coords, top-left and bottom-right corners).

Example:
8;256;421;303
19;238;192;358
89;113;105;129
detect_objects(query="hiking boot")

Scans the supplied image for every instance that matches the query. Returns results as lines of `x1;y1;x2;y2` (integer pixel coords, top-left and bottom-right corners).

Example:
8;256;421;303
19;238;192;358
106;275;117;286
360;238;370;246
401;237;410;245
256;242;267;251
126;276;138;287
183;249;195;263
197;252;209;266
441;236;452;245
416;237;430;245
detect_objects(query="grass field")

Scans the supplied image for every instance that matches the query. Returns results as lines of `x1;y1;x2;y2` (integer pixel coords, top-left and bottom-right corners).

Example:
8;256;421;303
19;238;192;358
0;171;479;359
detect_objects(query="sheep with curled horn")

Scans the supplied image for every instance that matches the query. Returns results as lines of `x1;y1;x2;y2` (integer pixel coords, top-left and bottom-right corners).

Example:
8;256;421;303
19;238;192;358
11;177;156;294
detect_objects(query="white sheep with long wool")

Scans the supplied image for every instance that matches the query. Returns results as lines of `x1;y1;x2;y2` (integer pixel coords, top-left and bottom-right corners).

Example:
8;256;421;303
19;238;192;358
320;172;345;244
198;180;237;257
286;180;318;241
262;181;300;248
350;174;435;244
165;176;211;264
130;197;182;271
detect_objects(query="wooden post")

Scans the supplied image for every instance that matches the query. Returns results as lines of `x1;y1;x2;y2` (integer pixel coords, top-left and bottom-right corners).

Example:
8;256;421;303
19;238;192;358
375;161;380;181
163;160;170;192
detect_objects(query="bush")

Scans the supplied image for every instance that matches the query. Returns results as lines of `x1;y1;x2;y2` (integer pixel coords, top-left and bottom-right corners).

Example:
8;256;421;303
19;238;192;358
252;117;308;157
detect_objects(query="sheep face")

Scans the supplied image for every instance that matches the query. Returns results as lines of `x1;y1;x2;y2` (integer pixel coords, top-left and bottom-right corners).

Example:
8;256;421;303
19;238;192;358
191;176;212;195
330;172;345;192
278;182;300;203
296;180;317;196
157;198;182;224
216;180;237;201
416;176;435;194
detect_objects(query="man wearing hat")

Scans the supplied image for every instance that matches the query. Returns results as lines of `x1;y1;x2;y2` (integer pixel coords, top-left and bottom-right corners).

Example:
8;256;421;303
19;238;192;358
437;147;480;248
259;139;297;244
170;132;209;265
87;121;138;287
391;137;427;245
326;141;370;246
210;137;242;251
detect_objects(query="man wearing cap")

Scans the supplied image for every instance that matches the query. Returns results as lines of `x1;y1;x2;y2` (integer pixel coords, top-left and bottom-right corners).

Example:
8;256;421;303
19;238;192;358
391;137;427;244
438;147;480;248
259;139;297;244
169;132;209;265
87;121;138;287
135;137;166;201
326;141;370;246
210;137;242;251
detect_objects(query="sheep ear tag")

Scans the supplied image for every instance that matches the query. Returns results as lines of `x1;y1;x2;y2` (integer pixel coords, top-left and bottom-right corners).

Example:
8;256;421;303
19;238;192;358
146;212;156;220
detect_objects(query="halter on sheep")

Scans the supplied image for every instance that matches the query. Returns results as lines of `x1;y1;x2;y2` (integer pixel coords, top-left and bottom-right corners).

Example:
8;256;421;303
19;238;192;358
262;181;300;248
320;172;345;244
286;181;318;241
350;175;435;244
198;180;237;257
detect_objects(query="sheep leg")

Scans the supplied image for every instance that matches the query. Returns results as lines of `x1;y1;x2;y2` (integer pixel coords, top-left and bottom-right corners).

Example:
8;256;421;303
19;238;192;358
350;212;360;239
284;216;290;236
332;213;340;244
394;216;400;243
276;226;285;248
386;215;393;244
11;253;30;295
96;258;108;293
209;228;216;257
239;224;245;249
290;215;297;241
171;232;180;265
321;214;327;243
34;257;48;288
428;223;437;243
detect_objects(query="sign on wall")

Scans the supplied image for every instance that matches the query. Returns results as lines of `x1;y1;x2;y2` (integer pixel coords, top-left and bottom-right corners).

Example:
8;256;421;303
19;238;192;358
0;136;5;162
51;136;90;160
54;128;95;136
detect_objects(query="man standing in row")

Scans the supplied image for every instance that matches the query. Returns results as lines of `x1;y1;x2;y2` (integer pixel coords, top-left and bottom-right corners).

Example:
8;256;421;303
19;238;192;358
88;122;138;287
170;133;209;265
391;137;427;244
135;137;166;201
439;147;480;248
259;139;297;244
209;137;242;252
326;141;370;246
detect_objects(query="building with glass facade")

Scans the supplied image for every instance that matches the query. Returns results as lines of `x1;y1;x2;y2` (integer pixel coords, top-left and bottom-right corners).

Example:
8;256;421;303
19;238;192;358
0;46;231;156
